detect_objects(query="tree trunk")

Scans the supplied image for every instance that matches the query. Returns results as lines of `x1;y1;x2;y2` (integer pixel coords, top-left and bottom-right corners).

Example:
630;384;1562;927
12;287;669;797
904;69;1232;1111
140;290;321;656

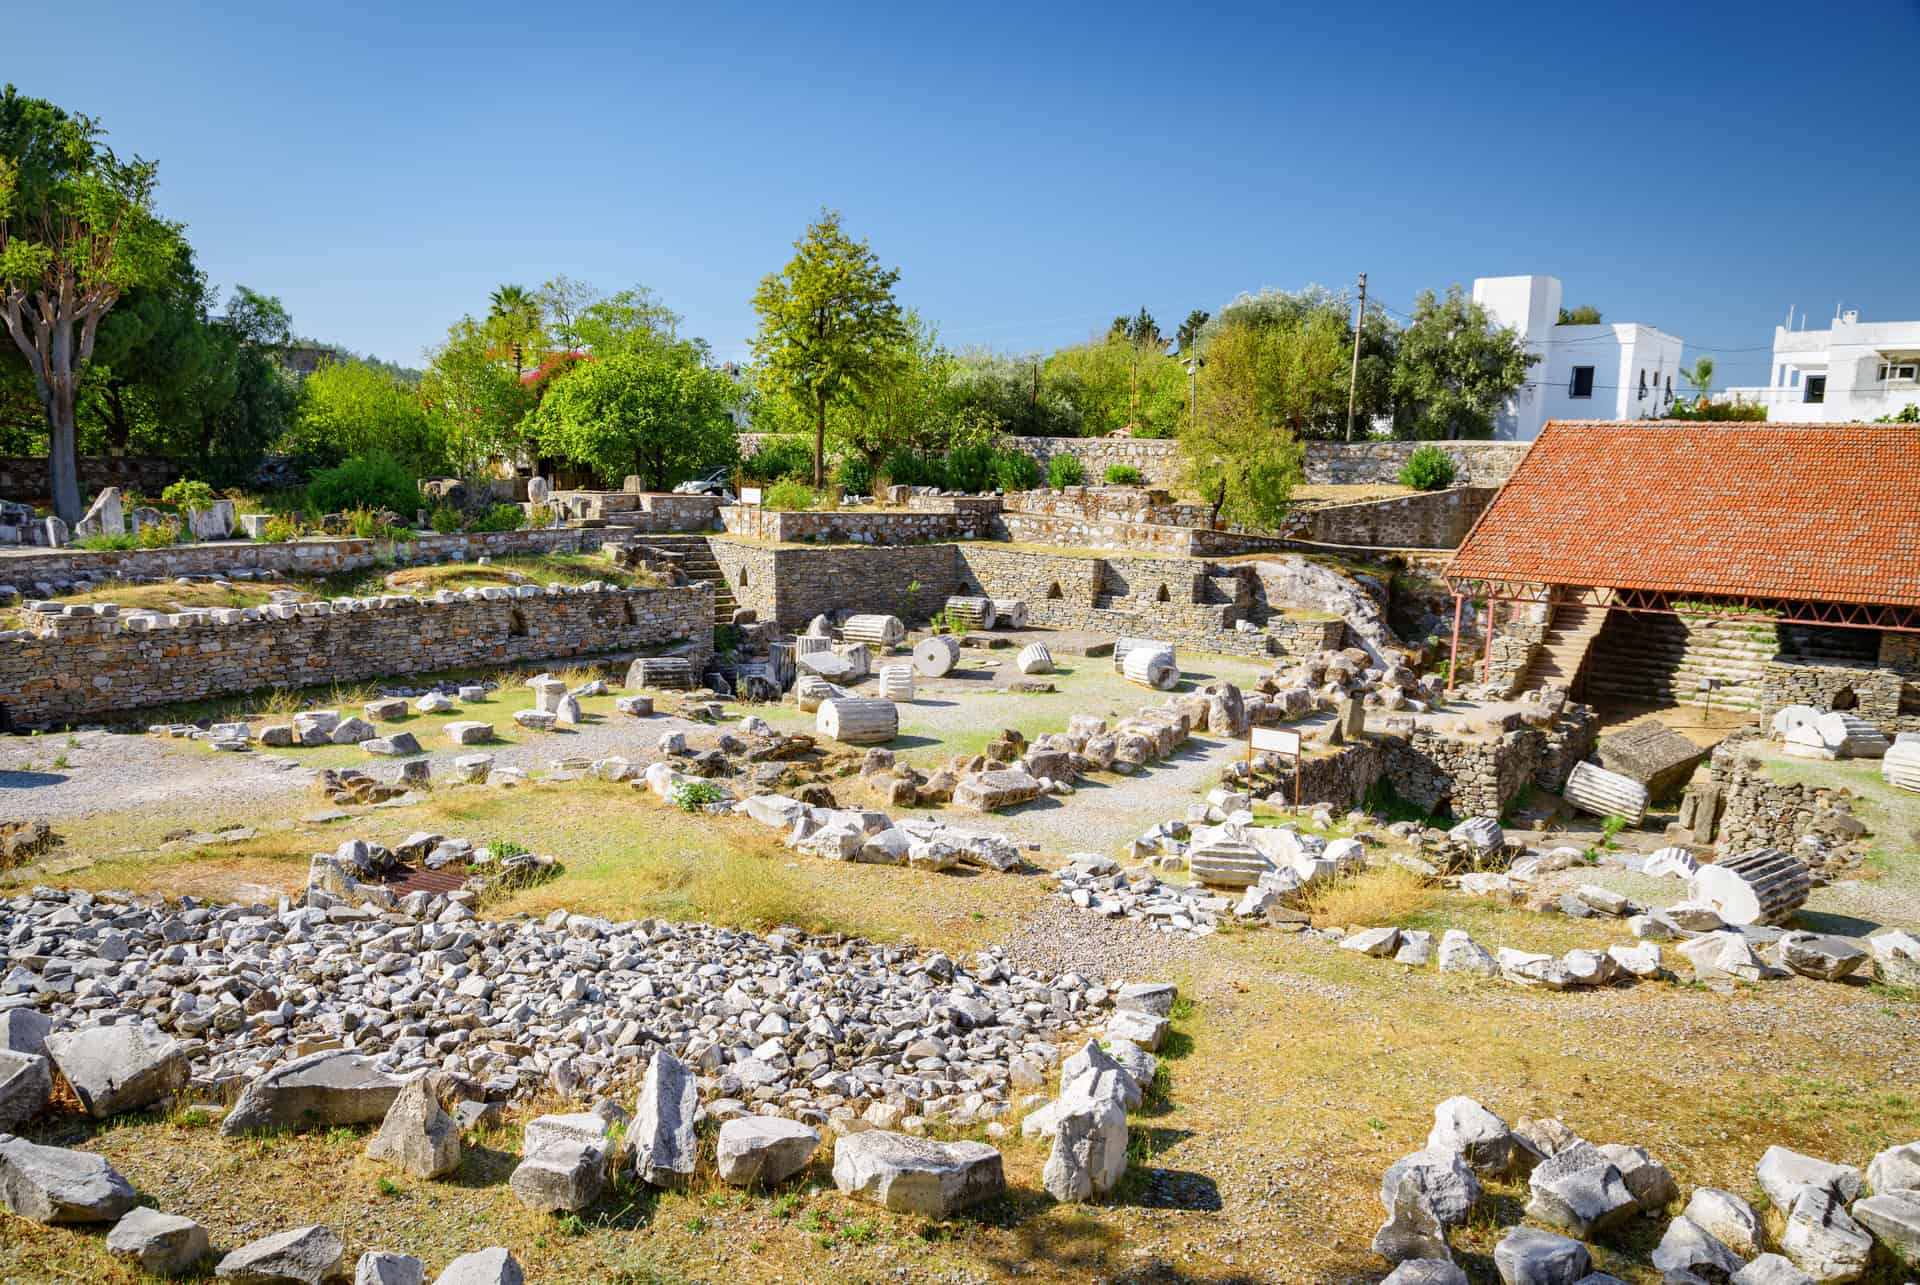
45;386;81;525
812;391;827;489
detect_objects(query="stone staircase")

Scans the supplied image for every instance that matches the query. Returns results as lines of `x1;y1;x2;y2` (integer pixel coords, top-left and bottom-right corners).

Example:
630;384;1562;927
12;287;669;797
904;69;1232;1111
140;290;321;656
1583;611;1778;712
1517;604;1607;694
610;533;735;626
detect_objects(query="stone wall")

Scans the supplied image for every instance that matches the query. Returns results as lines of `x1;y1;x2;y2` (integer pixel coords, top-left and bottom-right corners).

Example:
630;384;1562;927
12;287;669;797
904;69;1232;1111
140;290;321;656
1301;441;1530;486
994;511;1208;556
718;505;994;545
1001;486;1211;530
0;455;177;503
994;437;1182;485
1758;659;1905;727
1294;487;1498;550
0;526;620;589
1707;741;1870;870
1383;729;1542;819
707;540;960;627
550;491;723;531
0;584;713;728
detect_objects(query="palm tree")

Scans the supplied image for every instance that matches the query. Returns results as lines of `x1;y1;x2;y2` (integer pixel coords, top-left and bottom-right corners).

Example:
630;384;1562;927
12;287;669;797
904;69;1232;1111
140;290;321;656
1681;357;1715;406
487;284;543;378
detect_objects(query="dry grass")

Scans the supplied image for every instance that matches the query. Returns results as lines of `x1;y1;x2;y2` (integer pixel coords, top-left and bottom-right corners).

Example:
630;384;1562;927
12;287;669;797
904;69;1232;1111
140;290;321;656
1299;862;1439;929
381;555;657;594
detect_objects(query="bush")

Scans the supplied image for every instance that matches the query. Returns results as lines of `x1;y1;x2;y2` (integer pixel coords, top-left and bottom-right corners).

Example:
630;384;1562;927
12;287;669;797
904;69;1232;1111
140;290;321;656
76;533;138;551
468;503;525;533
1398;444;1458;491
308;453;422;518
743;435;814;482
346;507;412;540
1046;453;1086;488
834;455;873;496
881;448;943;489
160;480;217;513
992;449;1040;492
763;480;817;511
1668;398;1769;422
135;518;186;548
944;443;996;493
1104;464;1144;485
429;506;463;534
668;779;731;813
252;516;298;544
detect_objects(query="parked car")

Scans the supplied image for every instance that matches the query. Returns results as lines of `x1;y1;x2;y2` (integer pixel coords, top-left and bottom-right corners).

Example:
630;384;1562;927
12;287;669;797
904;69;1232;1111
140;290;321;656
673;467;735;500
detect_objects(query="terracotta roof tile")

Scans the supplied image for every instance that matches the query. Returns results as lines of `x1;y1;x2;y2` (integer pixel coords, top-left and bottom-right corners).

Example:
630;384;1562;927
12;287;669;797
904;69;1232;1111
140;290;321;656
1446;421;1920;608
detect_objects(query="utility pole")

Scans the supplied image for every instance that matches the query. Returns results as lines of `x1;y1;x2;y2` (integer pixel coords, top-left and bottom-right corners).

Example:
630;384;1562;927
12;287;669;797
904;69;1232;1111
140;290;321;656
1345;271;1368;441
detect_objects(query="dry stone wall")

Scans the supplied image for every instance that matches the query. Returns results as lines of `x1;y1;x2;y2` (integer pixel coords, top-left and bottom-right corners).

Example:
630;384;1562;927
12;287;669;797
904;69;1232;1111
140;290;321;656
1760;659;1907;729
0;455;176;504
1301;441;1529;486
1707;740;1870;869
707;540;959;627
719;505;995;544
1294;487;1498;550
0;584;712;728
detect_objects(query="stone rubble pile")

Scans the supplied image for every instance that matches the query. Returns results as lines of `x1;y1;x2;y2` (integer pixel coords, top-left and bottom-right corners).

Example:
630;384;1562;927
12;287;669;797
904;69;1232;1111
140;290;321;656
1378;1098;1920;1284
1255;646;1443;719
733;791;1025;874
0;882;1116;1128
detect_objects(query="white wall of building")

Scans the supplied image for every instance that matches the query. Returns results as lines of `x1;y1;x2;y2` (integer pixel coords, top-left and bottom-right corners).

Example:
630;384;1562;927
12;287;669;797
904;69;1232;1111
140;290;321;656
1722;311;1920;422
1472;275;1685;439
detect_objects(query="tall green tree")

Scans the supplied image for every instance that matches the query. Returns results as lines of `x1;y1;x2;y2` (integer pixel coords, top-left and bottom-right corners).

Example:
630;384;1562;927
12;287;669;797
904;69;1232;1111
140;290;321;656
942;349;1081;438
1390;286;1536;440
1175;309;1210;354
486;283;543;377
421;315;536;474
287;359;445;475
0;86;181;521
828;311;951;479
1179;333;1304;529
577;284;684;357
1109;307;1167;428
528;348;737;490
751;210;908;486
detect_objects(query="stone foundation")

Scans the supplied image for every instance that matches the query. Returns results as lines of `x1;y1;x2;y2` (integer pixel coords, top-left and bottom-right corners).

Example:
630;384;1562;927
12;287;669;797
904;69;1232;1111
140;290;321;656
1292;487;1498;550
0;584;712;728
1707;740;1869;876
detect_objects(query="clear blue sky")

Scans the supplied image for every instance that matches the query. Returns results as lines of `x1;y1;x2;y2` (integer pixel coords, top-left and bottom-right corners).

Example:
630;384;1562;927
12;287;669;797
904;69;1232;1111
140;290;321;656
13;0;1919;386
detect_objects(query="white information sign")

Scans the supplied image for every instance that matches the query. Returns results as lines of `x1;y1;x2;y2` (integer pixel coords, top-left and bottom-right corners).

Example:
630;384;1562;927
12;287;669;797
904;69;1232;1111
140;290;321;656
1251;727;1301;756
739;486;763;506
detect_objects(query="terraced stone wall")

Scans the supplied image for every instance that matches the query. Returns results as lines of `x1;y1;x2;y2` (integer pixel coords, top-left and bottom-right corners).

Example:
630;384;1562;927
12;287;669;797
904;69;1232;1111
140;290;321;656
0;584;712;728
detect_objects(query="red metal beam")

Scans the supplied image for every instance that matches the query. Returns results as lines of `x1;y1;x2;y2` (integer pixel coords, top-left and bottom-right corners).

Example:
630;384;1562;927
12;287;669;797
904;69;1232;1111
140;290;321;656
1442;578;1920;633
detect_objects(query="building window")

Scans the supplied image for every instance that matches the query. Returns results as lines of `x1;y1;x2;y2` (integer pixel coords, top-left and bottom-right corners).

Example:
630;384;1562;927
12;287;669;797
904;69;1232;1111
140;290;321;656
1804;375;1826;404
1880;363;1918;382
1637;370;1648;400
1569;366;1595;398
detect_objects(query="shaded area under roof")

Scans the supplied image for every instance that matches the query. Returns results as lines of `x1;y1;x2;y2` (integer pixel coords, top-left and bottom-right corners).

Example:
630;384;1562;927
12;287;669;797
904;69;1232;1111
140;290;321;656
1445;421;1920;609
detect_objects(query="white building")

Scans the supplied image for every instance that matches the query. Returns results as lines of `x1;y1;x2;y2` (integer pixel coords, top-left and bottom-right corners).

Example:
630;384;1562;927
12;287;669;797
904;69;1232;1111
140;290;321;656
1721;309;1920;422
1471;274;1686;440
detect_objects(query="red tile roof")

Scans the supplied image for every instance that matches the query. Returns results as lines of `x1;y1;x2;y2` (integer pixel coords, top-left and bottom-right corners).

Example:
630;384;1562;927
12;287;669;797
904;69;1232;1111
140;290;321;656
1447;421;1920;608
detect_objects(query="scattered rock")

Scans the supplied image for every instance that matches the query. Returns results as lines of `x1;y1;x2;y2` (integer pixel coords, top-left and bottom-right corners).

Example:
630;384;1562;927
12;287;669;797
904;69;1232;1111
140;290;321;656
107;1205;213;1276
0;1133;138;1223
214;1224;346;1283
831;1130;1005;1216
716;1117;820;1188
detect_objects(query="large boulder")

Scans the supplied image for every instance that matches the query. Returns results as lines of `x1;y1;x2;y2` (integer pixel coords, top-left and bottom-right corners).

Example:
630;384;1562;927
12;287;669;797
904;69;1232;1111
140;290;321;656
432;1248;525;1285
1867;1140;1920;1195
1042;1095;1127;1203
1757;1146;1863;1215
831;1130;1005;1216
107;1205;212;1276
1685;1186;1763;1258
365;1072;461;1179
1778;1187;1871;1283
1373;1169;1451;1265
632;1051;698;1189
1491;1226;1590;1285
214;1224;345;1283
1426;1097;1513;1178
222;1050;401;1135
44;1021;188;1119
0;1134;138;1223
1524;1141;1637;1238
355;1252;426;1285
716;1117;819;1188
0;1050;51;1129
1851;1190;1920;1263
1381;1148;1480;1228
1651;1215;1746;1281
952;769;1043;813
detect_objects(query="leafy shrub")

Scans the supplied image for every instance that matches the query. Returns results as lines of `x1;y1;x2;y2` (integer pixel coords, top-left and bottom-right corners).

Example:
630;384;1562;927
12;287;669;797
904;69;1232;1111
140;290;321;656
1046;453;1086;488
835;455;873;496
944;442;996;493
743;435;815;481
252;516;298;543
346;507;413;541
1397;444;1458;491
136;518;186;548
1668;398;1769;422
881;448;943;489
992;450;1040;492
160;480;217;513
669;779;730;812
763;480;817;511
307;453;422;518
468;503;525;532
76;533;138;551
429;506;463;534
1104;464;1144;485
527;503;555;527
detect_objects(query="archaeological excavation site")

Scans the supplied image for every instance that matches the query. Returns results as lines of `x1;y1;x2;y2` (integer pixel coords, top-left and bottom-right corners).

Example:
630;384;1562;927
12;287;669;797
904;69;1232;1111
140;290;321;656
0;422;1916;1285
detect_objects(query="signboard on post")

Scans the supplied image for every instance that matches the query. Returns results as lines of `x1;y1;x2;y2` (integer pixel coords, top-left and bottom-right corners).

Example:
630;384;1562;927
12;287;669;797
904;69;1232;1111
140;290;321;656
1249;726;1304;814
739;485;763;507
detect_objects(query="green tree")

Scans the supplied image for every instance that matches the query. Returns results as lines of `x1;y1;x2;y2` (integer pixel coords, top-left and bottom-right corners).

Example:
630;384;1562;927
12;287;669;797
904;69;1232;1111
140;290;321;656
528;349;737;490
1557;305;1603;325
1175;309;1210;354
941;349;1081;438
485;283;543;377
1680;356;1714;405
577;284;685;357
0;86;181;521
287;359;445;475
1044;335;1184;437
1109;307;1168;428
1197;285;1399;437
1390;285;1536;439
1179;340;1304;529
421;315;536;474
828;311;951;480
752;210;909;486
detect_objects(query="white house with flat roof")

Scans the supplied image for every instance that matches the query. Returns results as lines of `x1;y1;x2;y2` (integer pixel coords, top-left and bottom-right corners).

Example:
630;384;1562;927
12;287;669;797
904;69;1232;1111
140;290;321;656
1721;309;1920;422
1471;274;1686;440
